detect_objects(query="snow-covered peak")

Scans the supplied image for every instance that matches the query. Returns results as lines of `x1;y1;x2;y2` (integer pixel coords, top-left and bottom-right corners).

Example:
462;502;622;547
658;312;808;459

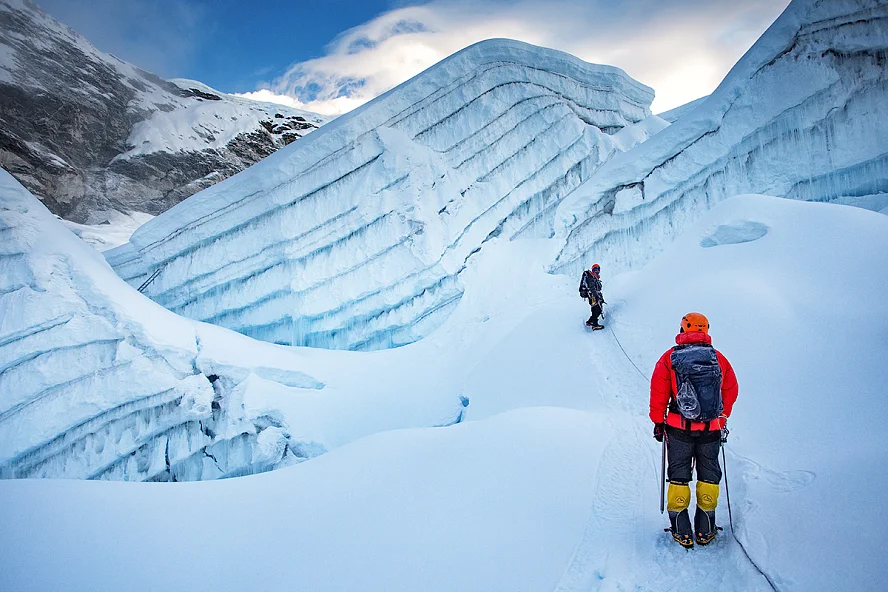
118;79;328;160
0;0;328;223
1;0;181;111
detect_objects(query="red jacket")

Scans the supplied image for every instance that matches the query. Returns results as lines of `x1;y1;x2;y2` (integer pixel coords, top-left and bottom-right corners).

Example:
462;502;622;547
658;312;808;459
649;332;738;431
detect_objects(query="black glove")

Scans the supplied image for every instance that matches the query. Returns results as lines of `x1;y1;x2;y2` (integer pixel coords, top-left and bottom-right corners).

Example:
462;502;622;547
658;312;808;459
653;423;665;442
720;425;729;444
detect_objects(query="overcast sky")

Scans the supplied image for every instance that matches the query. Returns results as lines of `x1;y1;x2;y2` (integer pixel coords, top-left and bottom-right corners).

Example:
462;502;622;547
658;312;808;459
37;0;790;116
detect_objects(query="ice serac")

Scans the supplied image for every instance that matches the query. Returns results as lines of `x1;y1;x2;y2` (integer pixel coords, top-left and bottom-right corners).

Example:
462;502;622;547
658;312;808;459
108;39;653;350
553;0;888;277
0;169;324;480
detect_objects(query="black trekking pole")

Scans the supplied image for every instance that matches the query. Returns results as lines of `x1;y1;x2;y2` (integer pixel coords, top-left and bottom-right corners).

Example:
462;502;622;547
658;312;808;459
721;430;734;532
659;435;667;514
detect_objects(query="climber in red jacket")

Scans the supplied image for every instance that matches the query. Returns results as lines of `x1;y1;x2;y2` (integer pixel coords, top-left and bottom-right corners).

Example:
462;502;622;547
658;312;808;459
649;312;738;548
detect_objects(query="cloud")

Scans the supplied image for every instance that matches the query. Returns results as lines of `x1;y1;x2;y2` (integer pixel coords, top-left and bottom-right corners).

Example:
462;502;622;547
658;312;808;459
260;0;790;116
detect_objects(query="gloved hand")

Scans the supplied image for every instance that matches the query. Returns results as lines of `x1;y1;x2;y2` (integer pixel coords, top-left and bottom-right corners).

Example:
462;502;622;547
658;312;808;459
653;423;665;442
719;415;729;443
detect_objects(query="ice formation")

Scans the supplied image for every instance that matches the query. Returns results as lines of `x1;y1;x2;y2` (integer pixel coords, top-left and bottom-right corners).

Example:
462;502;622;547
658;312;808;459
0;170;326;480
106;39;655;350
552;0;888;277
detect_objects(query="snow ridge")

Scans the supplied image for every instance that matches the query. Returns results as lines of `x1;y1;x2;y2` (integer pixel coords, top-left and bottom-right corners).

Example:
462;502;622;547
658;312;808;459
109;39;654;350
552;0;888;278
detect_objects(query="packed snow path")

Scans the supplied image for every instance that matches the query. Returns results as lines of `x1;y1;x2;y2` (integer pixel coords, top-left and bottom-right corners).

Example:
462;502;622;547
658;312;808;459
553;308;776;592
457;284;781;591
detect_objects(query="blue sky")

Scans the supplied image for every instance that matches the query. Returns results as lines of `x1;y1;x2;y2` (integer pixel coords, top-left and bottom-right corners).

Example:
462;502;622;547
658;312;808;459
37;0;790;115
37;0;398;89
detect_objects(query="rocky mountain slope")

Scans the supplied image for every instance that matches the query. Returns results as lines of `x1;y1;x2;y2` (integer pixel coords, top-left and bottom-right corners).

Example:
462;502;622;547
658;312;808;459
0;0;327;224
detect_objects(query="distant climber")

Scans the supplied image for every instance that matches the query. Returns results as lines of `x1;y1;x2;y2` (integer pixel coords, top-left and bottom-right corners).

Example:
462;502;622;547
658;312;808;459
650;312;738;548
578;264;605;329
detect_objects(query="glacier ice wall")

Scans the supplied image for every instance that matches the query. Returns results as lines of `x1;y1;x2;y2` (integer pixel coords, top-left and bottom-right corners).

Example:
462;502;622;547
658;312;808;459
552;0;888;277
0;170;325;480
107;39;654;351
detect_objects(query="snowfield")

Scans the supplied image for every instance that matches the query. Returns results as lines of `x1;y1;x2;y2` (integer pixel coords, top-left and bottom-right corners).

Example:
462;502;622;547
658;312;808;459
2;171;887;589
1;0;887;589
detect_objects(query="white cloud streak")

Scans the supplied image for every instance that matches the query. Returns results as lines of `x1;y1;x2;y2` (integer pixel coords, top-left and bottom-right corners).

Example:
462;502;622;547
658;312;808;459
258;0;790;116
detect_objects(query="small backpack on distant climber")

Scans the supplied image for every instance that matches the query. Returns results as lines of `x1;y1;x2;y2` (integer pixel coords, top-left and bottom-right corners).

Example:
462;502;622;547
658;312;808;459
579;270;599;303
670;344;723;422
578;272;590;299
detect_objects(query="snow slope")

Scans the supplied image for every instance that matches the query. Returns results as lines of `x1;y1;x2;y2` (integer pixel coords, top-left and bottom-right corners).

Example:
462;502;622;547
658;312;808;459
61;210;155;252
2;192;886;591
106;38;655;351
119;78;327;160
553;0;888;278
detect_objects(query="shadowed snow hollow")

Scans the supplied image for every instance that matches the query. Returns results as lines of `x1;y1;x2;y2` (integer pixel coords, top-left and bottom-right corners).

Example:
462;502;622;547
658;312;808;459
106;39;655;351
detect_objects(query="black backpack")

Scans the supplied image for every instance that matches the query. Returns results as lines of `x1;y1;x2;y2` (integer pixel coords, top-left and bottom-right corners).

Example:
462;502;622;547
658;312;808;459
579;271;599;300
670;344;723;422
579;272;590;298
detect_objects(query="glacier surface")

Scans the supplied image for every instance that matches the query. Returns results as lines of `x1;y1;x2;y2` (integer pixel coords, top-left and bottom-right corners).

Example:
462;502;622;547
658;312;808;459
107;39;656;351
3;191;888;591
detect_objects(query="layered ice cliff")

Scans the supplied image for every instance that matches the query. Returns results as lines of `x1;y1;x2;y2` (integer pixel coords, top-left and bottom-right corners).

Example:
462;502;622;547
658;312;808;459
552;0;888;276
108;39;655;350
0;170;329;480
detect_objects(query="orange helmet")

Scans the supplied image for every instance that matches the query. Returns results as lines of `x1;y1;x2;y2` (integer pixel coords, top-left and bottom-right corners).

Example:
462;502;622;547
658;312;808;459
590;263;600;273
680;312;709;334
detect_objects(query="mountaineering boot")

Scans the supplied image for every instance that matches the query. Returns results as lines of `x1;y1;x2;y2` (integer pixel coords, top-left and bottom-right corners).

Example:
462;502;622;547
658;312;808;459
668;510;694;548
667;482;693;548
694;481;720;545
694;508;717;545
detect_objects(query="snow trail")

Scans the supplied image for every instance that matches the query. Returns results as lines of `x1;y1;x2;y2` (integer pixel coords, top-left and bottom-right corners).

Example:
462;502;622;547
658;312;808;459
553;304;777;591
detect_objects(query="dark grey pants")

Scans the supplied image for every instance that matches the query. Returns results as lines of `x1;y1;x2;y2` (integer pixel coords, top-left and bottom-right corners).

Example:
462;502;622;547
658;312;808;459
666;426;722;484
587;299;602;325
